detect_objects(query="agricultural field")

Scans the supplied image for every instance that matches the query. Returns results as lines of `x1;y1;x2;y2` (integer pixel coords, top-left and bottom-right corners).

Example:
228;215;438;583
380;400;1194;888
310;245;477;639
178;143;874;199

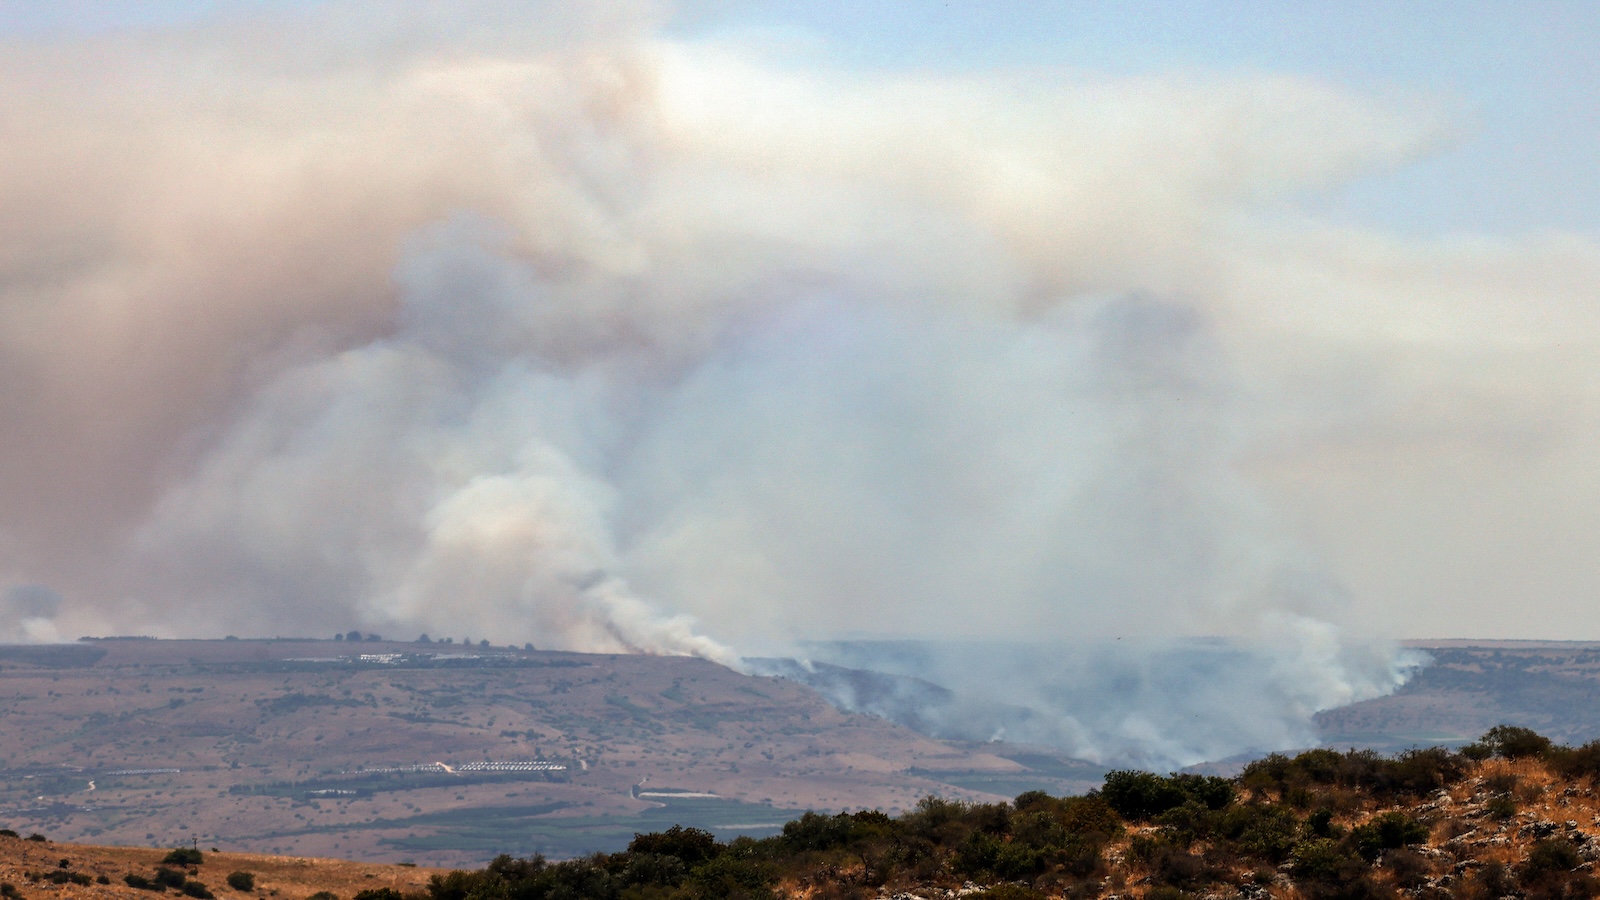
0;640;1075;866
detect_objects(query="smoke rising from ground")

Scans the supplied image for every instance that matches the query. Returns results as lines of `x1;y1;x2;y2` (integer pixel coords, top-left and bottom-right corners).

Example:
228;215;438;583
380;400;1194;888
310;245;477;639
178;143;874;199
3;4;1598;765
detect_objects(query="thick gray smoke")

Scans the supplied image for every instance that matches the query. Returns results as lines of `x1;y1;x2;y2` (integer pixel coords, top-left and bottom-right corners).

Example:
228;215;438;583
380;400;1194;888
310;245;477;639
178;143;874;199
3;3;1596;765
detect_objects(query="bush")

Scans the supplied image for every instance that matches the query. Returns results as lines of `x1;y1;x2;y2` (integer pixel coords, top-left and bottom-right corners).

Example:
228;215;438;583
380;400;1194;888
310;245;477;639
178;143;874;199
684;850;776;900
1350;811;1429;861
162;848;204;866
618;852;686;889
124;873;161;891
225;872;254;892
1486;794;1518;819
306;892;338;900
780;810;892;853
24;835;45;843
1288;838;1365;884
1100;771;1231;821
1384;746;1469;795
1216;803;1300;862
1547;740;1600;781
1464;725;1553;760
0;883;19;899
1054;795;1122;840
1464;862;1518;897
352;890;401;900
180;881;214;899
154;867;189;889
0;830;16;839
1304;808;1339;839
1384;848;1434;889
628;824;722;865
1523;838;1584;879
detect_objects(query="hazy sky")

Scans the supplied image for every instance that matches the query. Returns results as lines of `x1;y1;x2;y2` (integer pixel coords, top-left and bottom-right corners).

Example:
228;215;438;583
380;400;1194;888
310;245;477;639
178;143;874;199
0;1;1596;647
5;1;1595;235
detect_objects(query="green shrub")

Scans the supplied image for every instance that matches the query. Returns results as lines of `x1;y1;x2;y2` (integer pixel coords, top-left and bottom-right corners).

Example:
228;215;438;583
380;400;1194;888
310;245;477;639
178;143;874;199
225;872;254;892
1464;725;1553;760
162;848;204;866
684;850;776;900
1100;771;1231;821
1384;746;1468;795
1304;808;1339;839
1523;838;1584;879
1350;811;1429;861
628;824;723;865
1013;790;1052;811
1486;794;1518;819
124;873;161;891
1288;838;1365;884
352;890;401;900
1546;740;1600;781
780;810;892;853
154;867;188;889
306;892;338;900
1216;803;1300;862
618;852;687;889
180;881;214;899
953;831;1003;877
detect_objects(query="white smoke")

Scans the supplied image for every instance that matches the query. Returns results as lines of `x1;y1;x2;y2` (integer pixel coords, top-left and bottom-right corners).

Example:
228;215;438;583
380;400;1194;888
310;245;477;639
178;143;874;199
3;3;1596;762
777;620;1428;768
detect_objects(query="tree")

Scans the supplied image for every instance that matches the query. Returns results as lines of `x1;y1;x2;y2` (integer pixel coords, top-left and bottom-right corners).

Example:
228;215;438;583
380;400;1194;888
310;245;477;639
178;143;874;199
1465;725;1552;760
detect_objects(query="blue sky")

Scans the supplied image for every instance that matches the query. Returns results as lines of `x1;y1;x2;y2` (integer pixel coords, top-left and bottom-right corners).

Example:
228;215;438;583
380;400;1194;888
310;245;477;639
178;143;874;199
3;1;1595;235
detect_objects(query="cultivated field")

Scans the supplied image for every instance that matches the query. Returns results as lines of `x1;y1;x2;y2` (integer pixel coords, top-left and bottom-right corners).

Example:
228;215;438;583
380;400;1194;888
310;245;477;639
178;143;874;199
0;640;1082;866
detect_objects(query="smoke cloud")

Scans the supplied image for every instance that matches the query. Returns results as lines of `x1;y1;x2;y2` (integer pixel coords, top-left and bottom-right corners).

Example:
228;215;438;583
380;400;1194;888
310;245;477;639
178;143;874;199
2;3;1597;765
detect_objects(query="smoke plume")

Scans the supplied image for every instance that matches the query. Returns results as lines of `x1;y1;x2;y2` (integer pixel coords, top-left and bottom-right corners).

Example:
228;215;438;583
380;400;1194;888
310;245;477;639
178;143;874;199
3;3;1597;765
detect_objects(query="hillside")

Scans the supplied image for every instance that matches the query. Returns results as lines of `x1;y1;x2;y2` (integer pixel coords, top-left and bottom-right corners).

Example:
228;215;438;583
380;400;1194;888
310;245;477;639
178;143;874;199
1316;642;1600;752
9;728;1600;899
0;837;436;900
0;640;1098;866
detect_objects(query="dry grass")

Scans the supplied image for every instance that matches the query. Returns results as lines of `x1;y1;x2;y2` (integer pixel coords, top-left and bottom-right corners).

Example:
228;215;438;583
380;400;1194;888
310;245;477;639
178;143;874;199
0;834;439;900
